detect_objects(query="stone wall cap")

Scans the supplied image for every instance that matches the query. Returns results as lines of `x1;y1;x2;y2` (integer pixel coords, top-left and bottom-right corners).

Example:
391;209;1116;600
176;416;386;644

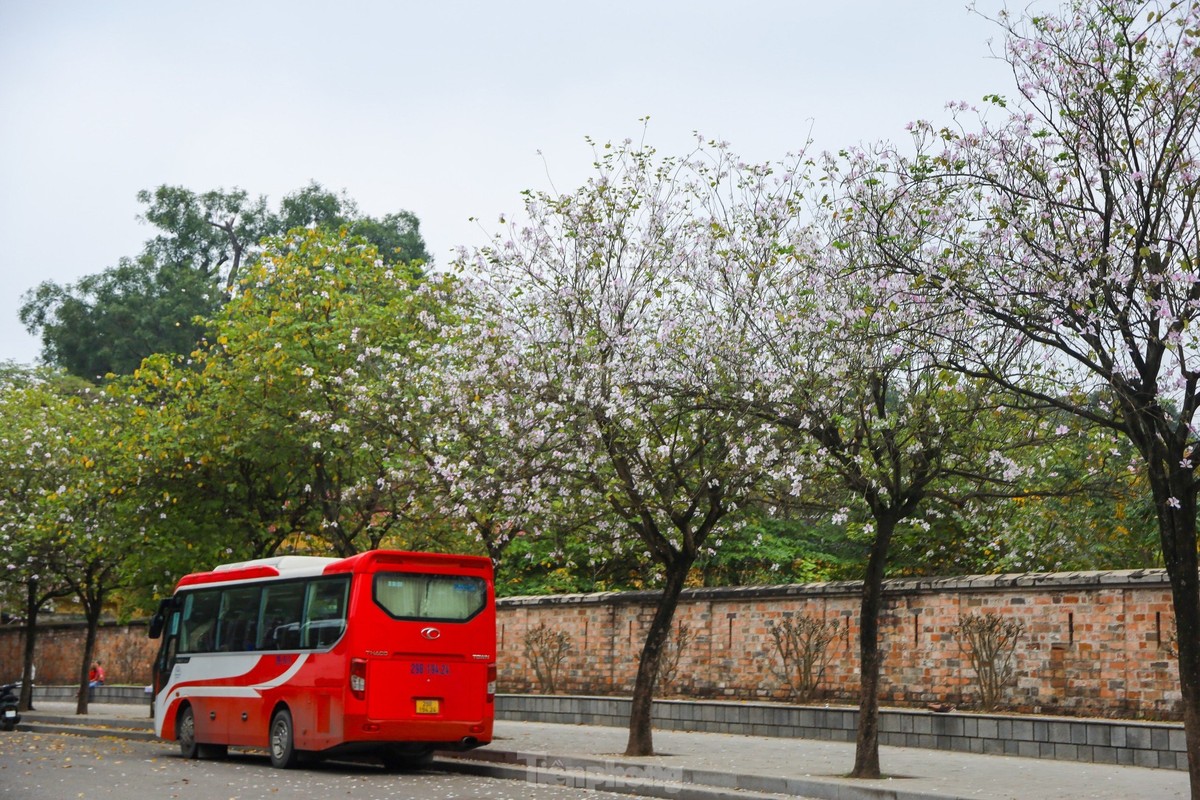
497;569;1173;608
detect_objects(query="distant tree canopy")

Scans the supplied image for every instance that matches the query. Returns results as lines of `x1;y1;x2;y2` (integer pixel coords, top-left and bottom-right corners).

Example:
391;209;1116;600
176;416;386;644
19;182;429;380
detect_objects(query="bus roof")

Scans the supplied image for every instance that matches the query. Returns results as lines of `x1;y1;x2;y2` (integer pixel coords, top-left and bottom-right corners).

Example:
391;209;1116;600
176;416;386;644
174;550;492;591
213;555;336;573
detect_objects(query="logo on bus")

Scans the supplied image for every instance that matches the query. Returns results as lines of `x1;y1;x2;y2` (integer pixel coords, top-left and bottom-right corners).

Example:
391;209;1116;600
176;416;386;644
420;627;441;641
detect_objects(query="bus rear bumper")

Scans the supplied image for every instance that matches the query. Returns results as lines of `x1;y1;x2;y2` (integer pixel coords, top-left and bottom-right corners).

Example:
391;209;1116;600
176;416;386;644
342;716;493;749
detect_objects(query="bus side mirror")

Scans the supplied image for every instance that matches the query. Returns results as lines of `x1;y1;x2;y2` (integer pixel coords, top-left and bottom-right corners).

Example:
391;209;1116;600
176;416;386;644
148;597;177;639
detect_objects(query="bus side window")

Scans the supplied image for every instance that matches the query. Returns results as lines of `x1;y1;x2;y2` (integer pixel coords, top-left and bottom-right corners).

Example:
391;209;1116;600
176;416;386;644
259;582;305;651
180;590;220;653
163;630;179;672
303;577;348;649
216;585;261;651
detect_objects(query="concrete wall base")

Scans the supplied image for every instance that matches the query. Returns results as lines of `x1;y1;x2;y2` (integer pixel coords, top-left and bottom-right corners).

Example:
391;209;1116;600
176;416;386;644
497;694;1188;771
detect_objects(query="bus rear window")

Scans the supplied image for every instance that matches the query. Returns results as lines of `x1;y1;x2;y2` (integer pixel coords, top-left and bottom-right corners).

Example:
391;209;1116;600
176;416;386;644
373;573;487;621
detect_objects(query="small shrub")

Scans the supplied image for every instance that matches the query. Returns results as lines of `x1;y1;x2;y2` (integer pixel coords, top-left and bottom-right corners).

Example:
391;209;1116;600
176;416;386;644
955;613;1025;711
767;615;839;701
656;622;693;694
523;622;571;694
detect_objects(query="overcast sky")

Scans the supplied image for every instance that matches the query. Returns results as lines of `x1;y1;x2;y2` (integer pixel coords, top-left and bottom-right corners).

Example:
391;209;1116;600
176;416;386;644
0;0;1028;367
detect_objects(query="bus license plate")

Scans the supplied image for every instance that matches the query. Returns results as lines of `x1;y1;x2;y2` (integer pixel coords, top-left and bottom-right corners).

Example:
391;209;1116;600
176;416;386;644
415;699;440;715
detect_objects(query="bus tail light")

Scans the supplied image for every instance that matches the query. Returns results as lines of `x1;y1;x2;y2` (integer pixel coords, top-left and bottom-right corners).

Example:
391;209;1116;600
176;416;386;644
350;658;367;700
486;663;496;704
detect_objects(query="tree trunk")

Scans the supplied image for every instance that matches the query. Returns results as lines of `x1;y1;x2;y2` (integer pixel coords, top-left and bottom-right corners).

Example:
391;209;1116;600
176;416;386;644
19;581;40;712
1152;482;1200;800
851;515;896;779
75;600;102;716
624;564;689;757
1172;577;1200;800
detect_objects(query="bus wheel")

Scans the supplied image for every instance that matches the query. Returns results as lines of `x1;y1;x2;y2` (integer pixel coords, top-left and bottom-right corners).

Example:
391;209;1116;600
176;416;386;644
269;708;300;769
177;706;199;759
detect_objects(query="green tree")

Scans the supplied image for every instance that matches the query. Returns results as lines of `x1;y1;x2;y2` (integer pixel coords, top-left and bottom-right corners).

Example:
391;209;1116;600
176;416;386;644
105;352;295;602
277;182;429;267
692;512;858;587
19;256;218;380
20;183;429;380
138;185;274;291
897;419;1159;576
176;228;449;559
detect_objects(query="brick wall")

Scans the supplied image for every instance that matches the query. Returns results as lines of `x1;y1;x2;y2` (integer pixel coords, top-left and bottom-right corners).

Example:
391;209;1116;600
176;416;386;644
0;621;159;686
498;570;1182;719
0;569;1182;719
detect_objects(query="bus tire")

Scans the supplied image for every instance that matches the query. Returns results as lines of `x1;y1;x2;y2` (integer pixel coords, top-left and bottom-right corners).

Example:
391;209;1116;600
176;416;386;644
269;708;300;769
177;706;199;759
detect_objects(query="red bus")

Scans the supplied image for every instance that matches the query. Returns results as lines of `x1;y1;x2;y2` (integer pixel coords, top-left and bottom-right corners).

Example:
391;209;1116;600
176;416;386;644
148;550;495;769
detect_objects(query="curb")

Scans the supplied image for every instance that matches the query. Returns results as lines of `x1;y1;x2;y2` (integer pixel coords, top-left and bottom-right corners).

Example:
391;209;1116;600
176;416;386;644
18;720;159;742
441;748;968;800
22;712;153;731
18;712;157;742
437;755;801;800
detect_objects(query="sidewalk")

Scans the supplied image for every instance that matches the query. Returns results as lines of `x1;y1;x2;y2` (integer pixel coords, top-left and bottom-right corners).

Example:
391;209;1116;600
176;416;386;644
20;702;1189;800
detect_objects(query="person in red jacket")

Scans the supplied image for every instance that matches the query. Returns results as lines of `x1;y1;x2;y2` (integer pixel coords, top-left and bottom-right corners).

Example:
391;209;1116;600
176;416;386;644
88;661;105;687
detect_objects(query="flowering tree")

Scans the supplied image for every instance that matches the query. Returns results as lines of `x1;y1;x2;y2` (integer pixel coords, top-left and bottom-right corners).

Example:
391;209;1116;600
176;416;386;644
364;299;606;566
890;1;1200;792
0;375;150;714
457;138;794;756
0;370;79;709
693;143;1069;777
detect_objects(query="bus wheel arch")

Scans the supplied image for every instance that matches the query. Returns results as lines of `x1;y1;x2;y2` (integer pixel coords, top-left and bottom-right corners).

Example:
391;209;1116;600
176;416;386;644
176;702;228;761
269;704;301;769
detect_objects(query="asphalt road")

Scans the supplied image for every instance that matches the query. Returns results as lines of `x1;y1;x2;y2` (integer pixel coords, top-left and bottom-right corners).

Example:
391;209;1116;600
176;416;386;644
0;730;634;800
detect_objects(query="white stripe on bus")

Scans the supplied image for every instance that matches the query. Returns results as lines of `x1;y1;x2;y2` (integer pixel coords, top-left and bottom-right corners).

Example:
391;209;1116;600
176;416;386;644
165;653;311;706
